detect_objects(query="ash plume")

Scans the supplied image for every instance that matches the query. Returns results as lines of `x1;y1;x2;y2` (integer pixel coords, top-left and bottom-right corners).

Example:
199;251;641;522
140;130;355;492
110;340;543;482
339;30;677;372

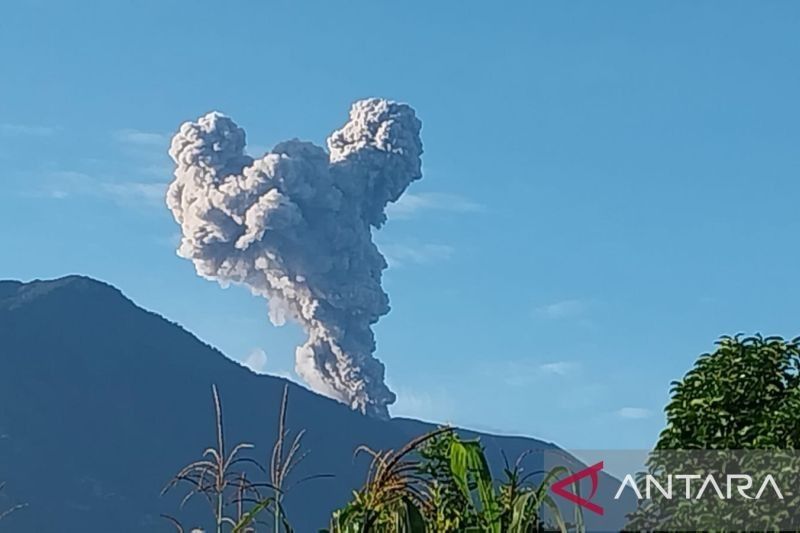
166;98;423;418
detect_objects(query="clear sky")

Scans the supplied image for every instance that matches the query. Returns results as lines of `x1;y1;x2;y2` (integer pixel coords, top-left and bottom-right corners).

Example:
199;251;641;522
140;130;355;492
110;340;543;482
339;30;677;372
2;1;799;450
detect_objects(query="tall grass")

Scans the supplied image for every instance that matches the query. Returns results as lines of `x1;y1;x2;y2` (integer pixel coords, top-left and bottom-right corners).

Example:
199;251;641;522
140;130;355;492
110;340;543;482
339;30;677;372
164;384;324;532
163;385;275;532
165;387;583;532
267;384;314;532
328;429;582;533
329;428;452;532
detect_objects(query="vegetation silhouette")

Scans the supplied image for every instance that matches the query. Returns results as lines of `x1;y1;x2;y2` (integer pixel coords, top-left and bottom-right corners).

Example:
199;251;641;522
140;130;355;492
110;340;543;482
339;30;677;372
165;386;581;532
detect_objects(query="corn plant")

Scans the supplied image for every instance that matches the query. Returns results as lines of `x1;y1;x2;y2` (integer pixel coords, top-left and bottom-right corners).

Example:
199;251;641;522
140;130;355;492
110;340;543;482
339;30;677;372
328;428;452;532
329;429;582;533
441;432;578;533
500;450;584;533
165;389;584;532
267;384;306;532
233;383;327;533
164;383;328;532
163;385;274;533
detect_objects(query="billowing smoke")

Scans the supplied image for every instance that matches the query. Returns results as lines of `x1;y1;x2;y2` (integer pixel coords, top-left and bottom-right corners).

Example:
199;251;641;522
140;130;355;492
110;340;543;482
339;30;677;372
166;98;423;419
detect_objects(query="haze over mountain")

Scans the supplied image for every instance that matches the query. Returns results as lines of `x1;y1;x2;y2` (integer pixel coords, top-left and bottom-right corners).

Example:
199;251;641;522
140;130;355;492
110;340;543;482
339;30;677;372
0;276;630;531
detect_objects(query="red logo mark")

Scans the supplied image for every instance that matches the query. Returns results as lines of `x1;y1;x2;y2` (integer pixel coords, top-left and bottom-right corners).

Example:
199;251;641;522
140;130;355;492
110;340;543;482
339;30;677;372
551;461;604;516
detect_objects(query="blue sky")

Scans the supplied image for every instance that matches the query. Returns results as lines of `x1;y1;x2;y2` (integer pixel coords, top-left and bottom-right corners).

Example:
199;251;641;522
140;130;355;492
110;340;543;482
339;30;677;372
2;1;799;450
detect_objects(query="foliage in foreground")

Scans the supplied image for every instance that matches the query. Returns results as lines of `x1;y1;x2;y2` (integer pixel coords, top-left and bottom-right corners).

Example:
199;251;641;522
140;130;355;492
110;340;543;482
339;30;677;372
657;334;800;450
163;384;312;533
165;385;581;532
626;334;800;531
327;429;579;533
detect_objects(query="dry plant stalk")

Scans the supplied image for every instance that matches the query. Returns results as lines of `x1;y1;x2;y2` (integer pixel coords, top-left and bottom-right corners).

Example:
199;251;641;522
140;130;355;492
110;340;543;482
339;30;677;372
163;385;261;533
268;384;308;532
353;427;453;526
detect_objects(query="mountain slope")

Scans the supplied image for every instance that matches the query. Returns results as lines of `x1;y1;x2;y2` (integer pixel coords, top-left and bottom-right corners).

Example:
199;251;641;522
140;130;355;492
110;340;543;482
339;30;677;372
0;276;630;531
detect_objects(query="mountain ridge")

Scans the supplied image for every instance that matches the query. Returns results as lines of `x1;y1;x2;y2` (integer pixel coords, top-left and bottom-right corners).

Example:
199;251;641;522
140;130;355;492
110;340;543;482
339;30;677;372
0;275;628;531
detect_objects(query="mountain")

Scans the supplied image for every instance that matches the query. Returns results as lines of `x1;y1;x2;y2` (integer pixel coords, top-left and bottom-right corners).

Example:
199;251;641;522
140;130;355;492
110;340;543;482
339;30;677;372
0;276;632;531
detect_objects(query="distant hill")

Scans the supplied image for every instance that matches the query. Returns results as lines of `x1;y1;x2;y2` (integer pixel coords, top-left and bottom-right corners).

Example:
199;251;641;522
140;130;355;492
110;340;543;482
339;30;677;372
0;276;632;531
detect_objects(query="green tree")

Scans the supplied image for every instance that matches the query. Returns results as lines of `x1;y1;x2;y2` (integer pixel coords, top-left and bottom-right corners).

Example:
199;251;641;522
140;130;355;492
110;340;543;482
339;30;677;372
627;334;800;531
657;334;800;449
